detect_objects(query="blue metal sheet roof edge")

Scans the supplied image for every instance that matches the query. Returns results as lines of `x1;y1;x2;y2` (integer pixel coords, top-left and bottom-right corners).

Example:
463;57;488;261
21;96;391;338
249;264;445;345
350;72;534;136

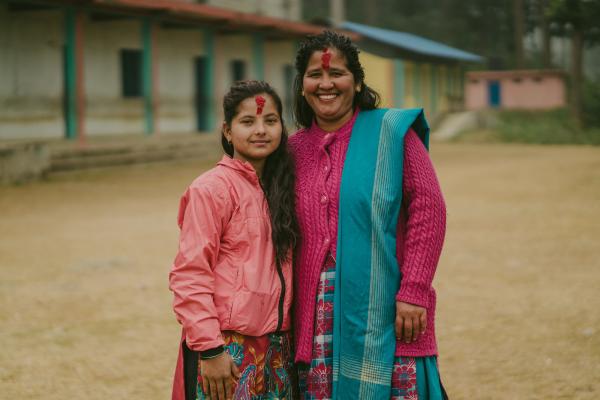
341;21;483;63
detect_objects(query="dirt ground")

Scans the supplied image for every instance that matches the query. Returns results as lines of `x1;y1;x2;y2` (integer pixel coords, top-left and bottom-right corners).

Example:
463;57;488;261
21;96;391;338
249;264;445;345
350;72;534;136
1;141;599;399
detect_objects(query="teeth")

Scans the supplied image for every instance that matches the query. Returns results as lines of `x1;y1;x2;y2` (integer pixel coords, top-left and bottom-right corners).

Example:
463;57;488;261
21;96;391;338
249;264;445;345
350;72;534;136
319;94;337;100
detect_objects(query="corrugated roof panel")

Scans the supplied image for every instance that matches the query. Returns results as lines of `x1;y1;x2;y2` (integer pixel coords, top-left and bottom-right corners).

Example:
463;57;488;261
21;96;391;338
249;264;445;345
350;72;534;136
341;21;483;63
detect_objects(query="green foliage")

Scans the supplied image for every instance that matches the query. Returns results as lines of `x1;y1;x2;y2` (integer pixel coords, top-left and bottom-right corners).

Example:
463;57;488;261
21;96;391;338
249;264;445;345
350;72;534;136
456;109;600;145
583;79;600;127
547;0;600;43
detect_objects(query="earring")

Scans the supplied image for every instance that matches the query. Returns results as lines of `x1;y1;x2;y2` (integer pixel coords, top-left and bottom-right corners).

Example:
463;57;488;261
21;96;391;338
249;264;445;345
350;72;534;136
356;86;361;93
301;90;305;96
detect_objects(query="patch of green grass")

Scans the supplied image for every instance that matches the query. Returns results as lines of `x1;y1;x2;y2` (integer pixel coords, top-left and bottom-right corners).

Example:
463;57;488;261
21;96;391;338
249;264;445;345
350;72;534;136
456;109;600;145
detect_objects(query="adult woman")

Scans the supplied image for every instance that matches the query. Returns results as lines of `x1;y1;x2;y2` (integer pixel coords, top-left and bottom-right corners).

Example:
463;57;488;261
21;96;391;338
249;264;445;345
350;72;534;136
289;31;448;399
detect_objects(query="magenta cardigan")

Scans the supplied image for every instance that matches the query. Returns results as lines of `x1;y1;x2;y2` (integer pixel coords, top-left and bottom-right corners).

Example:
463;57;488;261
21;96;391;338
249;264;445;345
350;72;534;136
288;110;446;362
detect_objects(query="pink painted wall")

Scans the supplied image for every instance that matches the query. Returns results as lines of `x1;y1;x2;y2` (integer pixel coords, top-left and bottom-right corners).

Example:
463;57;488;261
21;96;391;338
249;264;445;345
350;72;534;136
501;76;565;109
465;71;567;110
465;80;488;110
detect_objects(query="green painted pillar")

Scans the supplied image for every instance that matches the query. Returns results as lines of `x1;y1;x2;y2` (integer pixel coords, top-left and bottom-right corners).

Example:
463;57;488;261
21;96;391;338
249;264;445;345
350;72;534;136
393;59;404;109
203;28;215;132
142;18;154;135
63;7;86;142
252;33;265;80
64;8;77;140
431;64;438;116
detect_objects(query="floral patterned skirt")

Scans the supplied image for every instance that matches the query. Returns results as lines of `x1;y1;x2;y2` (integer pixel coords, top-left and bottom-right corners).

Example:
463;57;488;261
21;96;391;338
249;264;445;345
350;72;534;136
196;331;296;400
297;255;447;400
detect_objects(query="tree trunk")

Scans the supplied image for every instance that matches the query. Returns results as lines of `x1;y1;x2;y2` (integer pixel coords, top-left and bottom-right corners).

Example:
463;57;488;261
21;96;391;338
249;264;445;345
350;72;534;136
539;0;552;68
330;0;345;26
364;0;376;25
571;28;584;128
513;0;525;68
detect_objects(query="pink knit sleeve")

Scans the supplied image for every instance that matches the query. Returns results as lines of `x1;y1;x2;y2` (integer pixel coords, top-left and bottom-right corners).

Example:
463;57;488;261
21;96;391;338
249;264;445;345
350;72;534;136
395;129;446;308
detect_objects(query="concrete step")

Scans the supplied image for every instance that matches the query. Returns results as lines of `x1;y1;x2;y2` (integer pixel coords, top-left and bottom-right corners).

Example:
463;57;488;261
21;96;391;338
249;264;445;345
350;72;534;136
48;133;222;172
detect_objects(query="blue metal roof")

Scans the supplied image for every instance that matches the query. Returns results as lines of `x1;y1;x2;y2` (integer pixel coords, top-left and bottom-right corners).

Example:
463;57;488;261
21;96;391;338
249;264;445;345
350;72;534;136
341;21;483;63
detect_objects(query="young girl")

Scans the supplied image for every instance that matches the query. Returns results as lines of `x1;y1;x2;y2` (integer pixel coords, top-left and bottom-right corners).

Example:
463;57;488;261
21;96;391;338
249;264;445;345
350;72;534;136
169;81;299;400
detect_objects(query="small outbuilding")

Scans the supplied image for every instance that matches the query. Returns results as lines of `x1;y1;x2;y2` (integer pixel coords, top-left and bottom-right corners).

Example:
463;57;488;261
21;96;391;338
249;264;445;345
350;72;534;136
465;70;567;110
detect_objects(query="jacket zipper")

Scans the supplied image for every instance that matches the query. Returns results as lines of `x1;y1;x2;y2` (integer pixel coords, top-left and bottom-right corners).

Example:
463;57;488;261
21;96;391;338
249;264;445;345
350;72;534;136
275;260;286;332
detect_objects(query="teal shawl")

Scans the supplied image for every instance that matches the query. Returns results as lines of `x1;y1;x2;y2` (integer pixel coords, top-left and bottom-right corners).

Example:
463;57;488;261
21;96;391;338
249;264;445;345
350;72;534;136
332;108;429;399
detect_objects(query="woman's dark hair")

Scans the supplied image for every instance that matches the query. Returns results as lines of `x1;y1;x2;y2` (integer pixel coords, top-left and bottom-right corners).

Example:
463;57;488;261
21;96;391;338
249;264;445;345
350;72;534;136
221;80;299;266
293;30;381;128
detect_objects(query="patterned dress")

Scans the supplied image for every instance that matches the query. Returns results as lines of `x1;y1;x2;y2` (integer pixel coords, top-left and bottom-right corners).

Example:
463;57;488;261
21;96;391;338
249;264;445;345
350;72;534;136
297;255;439;400
196;331;296;400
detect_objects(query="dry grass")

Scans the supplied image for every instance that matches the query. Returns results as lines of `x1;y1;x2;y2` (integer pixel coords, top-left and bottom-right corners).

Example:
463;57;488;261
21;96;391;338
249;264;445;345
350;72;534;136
1;142;599;399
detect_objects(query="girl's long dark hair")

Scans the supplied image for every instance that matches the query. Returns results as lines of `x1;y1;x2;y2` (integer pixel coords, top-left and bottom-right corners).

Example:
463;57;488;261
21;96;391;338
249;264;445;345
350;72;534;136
222;80;299;266
293;30;381;128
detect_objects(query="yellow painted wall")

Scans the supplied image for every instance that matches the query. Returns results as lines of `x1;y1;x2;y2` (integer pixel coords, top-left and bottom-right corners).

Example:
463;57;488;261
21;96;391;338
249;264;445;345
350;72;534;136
439;65;448;112
421;63;431;114
403;61;416;108
360;51;394;108
361;51;464;118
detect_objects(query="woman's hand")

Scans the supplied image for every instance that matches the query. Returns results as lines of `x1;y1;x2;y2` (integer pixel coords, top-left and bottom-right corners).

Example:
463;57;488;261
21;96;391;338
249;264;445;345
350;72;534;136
395;301;427;343
200;352;241;400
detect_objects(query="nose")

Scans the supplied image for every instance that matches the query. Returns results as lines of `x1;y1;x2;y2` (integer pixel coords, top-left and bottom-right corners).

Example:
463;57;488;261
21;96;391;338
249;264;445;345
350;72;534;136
254;119;266;135
319;74;334;90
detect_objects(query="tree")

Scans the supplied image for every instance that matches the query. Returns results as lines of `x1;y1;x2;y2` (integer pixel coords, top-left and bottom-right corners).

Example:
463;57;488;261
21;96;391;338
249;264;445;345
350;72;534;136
547;0;600;126
514;0;526;68
537;0;553;68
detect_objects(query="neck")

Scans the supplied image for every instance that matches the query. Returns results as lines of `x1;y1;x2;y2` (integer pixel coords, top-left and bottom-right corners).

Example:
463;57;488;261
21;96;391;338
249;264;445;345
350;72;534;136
242;157;265;178
315;107;354;132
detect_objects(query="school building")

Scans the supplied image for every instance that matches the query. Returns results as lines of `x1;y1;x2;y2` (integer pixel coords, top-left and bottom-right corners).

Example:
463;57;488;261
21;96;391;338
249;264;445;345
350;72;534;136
341;22;482;122
0;0;482;142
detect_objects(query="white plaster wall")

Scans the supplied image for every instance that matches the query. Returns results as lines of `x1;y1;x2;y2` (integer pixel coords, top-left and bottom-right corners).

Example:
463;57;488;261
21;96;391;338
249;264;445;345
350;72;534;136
214;35;254;122
156;29;205;134
84;18;144;136
205;0;301;21
264;40;295;125
0;6;64;140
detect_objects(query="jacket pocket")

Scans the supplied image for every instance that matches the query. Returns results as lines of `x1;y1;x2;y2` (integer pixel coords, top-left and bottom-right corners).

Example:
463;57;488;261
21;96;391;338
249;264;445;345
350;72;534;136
227;289;277;336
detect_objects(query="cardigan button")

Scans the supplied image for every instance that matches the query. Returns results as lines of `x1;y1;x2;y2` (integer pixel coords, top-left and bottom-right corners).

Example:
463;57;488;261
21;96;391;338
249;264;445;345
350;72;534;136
320;195;328;204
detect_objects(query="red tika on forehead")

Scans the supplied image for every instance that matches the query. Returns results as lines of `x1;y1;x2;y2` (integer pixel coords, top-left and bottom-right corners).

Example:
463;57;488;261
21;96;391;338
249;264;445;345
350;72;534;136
321;47;332;70
255;95;266;115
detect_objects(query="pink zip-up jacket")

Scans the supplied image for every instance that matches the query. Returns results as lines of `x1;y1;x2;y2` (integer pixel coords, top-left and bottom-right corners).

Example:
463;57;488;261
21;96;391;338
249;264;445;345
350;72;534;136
289;110;446;362
169;155;292;400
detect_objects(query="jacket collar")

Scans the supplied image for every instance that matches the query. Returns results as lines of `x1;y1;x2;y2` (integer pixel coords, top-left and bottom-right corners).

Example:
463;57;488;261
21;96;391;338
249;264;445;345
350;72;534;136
217;155;260;186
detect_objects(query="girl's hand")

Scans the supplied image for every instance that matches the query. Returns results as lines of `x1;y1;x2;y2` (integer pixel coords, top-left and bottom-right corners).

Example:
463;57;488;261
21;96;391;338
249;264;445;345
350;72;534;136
200;352;241;400
395;301;427;343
